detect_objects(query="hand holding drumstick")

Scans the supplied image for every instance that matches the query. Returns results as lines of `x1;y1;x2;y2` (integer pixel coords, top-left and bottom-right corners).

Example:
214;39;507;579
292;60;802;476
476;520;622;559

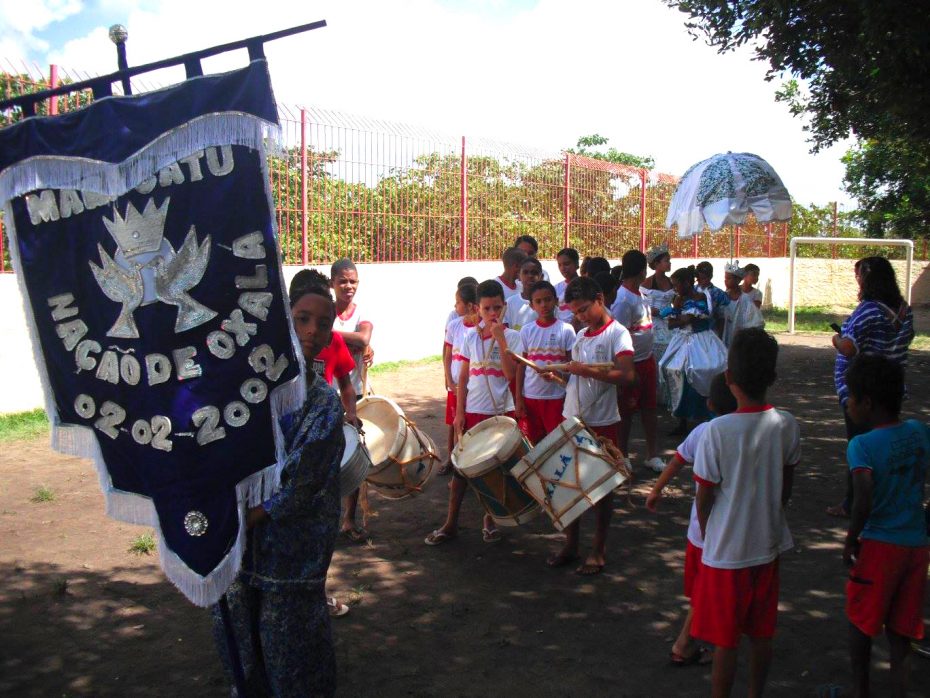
506;350;568;386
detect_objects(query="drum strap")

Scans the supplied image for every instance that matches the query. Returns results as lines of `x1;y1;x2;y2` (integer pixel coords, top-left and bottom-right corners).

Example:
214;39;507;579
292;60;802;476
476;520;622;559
480;336;503;416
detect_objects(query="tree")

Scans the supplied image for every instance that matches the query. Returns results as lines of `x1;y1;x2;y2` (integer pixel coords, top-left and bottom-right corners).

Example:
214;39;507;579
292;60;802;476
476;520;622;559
568;134;655;170
664;1;930;150
842;139;930;240
664;1;930;239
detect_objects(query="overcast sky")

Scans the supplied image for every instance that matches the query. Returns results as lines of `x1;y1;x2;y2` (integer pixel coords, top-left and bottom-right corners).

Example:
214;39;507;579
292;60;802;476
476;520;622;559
1;0;855;207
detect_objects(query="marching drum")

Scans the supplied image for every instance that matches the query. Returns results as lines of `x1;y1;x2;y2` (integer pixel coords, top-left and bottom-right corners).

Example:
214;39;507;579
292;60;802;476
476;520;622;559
340;424;373;496
452;416;539;527
511;417;630;531
357;396;438;499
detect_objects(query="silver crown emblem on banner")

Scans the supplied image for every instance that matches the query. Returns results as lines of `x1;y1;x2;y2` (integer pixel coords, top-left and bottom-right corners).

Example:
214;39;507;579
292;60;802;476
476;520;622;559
102;198;169;258
91;195;216;338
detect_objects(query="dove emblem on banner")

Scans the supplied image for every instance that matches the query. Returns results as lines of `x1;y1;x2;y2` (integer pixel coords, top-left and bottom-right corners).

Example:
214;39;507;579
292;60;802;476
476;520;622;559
153;227;216;333
89;244;145;338
93;196;216;336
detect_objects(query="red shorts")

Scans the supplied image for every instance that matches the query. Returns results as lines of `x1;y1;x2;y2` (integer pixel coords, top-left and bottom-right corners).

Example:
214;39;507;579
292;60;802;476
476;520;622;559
618;355;657;413
684;540;704;599
588;422;619;446
522;397;565;444
846;539;929;639
691;558;780;649
445;391;457;426
463;411;516;432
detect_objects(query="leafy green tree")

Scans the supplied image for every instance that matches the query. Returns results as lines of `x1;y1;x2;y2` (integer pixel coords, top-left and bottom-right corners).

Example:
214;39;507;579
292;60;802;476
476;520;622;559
664;1;930;240
568;134;655;170
842;139;930;240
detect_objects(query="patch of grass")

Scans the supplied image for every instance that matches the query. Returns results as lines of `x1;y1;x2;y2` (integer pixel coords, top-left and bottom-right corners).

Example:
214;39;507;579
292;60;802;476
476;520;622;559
763;306;847;334
128;531;157;556
0;408;49;442
369;355;442;375
30;486;55;503
764;307;930;349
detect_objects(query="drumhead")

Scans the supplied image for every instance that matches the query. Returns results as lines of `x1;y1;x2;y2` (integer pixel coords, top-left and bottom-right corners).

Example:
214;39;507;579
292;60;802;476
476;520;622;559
357;396;405;465
453;416;522;476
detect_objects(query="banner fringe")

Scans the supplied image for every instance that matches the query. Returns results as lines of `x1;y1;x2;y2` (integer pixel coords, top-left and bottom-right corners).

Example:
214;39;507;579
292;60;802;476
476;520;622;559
0;113;281;204
1;107;304;608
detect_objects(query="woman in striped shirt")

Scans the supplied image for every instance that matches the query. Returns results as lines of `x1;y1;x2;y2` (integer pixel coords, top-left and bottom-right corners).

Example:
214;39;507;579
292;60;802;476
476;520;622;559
828;256;914;517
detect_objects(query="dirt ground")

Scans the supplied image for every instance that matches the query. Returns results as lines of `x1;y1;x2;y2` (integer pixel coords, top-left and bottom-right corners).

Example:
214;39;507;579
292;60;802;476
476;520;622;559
2;332;930;697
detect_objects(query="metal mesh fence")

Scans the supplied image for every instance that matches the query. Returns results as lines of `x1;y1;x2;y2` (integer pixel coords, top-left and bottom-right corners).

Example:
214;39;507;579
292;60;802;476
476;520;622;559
3;62;927;274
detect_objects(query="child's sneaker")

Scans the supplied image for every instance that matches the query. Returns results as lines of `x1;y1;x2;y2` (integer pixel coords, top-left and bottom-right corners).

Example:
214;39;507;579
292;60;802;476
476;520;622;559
645;457;666;473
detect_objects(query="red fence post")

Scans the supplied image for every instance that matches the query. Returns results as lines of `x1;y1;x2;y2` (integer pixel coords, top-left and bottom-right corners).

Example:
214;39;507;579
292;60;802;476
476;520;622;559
0;218;5;272
782;222;788;257
49;64;59;115
563;153;571;250
300;108;309;267
691;233;698;258
765;223;772;258
639;168;647;253
460;136;468;262
735;225;741;258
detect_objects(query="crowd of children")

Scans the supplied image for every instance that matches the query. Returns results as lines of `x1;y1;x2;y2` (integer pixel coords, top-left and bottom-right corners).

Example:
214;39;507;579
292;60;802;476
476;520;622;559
285;241;926;698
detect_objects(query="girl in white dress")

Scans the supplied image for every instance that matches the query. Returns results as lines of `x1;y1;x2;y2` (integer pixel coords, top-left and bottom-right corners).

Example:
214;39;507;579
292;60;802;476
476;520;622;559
640;245;676;407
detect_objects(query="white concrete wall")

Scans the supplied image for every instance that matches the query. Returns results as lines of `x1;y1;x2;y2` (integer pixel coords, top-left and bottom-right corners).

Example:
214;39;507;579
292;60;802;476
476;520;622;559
2;256;927;414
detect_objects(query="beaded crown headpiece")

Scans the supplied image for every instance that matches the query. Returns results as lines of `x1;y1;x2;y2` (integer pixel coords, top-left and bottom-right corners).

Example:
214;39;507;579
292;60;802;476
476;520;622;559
645;243;669;265
724;260;746;278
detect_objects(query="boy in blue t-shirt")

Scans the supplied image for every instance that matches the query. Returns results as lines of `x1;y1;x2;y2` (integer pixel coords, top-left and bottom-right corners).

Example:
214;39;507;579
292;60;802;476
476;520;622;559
843;354;930;698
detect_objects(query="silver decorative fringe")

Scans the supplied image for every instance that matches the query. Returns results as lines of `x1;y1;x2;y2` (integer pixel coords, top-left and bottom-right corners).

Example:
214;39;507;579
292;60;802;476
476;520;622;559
0;111;281;204
0;110;309;607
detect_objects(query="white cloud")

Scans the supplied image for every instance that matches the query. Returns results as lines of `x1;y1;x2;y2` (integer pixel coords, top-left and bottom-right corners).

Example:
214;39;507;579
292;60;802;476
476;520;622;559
33;0;853;206
0;0;82;57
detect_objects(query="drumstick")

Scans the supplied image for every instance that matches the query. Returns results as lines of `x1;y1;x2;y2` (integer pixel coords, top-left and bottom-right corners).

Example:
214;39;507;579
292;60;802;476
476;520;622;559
506;350;567;386
545;361;614;372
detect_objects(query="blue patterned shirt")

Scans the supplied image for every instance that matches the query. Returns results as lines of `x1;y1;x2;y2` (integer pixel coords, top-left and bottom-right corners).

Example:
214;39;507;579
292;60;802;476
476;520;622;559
242;374;345;591
835;300;914;406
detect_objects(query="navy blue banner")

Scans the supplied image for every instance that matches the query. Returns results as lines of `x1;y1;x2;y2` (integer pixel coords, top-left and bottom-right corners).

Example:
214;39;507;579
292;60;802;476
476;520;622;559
0;61;303;606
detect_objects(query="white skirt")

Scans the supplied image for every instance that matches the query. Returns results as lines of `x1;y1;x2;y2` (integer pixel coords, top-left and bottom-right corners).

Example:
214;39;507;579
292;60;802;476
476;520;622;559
659;329;728;413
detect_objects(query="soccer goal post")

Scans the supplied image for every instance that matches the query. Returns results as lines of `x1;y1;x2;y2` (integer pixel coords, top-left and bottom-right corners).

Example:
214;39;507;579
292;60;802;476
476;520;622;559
787;237;914;334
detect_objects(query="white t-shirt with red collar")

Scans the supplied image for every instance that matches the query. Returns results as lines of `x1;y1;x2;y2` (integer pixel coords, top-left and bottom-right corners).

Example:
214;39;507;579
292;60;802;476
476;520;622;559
519;318;576;400
693;405;801;569
610;285;655;362
334;304;371;396
462;327;523;415
562;319;633;427
504;294;537;331
444;316;477;389
555;278;576;324
674;422;710;548
495;276;522;302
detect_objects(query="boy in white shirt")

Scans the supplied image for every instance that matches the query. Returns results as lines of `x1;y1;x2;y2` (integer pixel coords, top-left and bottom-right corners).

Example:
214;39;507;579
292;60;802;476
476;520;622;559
646;372;737;667
440;282;478;475
503;257;542;331
496;247;527;301
547;277;637;575
555;247;580;327
515;280;575;443
425;280;523;546
610;250;663;472
692;328;801;697
514;234;550;281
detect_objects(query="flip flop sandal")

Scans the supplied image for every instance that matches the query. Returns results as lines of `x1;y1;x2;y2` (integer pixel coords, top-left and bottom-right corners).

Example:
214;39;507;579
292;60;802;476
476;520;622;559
341;527;368;543
575;562;605;576
669;647;711;667
424;529;456;546
327;597;350;617
482;527;502;543
546;553;580;568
